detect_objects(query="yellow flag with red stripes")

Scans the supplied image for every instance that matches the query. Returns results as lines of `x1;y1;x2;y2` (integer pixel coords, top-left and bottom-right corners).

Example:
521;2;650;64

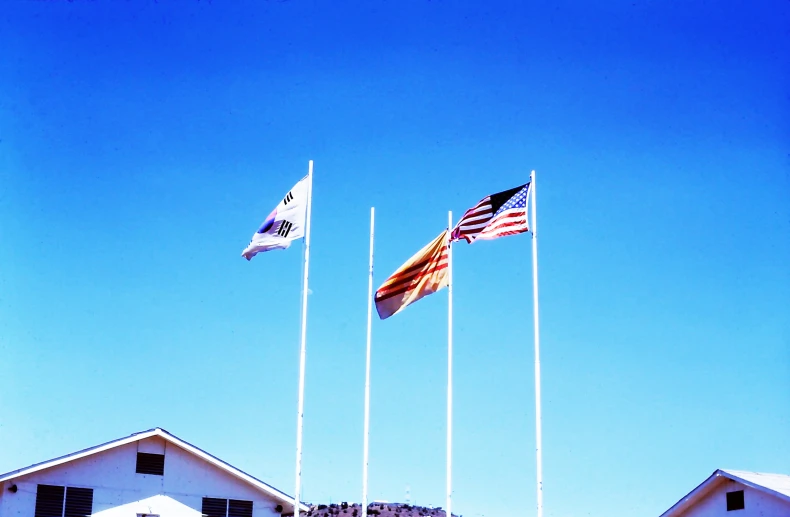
375;230;450;320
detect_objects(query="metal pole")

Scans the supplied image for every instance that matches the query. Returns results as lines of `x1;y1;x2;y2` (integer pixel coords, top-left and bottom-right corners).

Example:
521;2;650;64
362;207;375;517
530;171;543;517
294;160;314;517
446;211;453;517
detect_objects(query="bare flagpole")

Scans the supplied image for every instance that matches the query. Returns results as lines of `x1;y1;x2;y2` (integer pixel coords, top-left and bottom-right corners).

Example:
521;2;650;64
362;207;375;517
446;211;454;517
294;160;314;517
530;170;543;517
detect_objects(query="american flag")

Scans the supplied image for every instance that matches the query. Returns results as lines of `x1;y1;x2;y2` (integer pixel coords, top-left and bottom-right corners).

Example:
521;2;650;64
375;230;450;320
451;183;531;243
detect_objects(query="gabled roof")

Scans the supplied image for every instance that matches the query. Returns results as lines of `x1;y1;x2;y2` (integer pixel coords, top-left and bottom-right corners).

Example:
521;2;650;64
660;468;790;517
0;427;308;512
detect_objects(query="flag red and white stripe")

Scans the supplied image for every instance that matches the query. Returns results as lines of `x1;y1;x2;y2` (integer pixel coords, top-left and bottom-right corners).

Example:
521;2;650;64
451;183;530;243
375;230;450;320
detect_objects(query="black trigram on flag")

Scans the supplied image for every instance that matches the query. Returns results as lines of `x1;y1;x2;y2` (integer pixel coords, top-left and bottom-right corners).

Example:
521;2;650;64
283;191;294;205
277;220;294;237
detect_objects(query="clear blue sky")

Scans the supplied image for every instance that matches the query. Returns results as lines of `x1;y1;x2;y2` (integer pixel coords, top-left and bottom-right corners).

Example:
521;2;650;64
1;1;788;516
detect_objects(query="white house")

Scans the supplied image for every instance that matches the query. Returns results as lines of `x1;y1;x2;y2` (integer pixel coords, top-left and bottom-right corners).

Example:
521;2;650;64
660;469;790;517
0;428;308;517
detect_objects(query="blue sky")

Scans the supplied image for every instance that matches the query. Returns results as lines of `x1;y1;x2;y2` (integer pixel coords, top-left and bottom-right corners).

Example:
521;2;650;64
1;1;788;516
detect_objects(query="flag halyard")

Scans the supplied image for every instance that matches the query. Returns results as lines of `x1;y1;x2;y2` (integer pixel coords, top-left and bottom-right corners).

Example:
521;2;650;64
375;230;450;320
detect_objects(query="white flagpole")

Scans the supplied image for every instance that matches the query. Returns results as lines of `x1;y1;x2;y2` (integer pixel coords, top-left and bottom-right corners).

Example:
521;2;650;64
446;211;453;517
362;207;375;517
530;170;543;517
294;160;314;517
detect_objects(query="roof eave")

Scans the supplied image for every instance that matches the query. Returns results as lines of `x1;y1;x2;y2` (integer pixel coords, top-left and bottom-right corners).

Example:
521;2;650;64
660;470;725;517
0;428;307;512
152;429;309;510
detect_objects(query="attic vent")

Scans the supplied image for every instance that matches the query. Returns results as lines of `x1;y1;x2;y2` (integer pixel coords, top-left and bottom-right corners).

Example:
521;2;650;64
202;498;253;517
726;490;745;511
35;485;93;517
136;452;165;475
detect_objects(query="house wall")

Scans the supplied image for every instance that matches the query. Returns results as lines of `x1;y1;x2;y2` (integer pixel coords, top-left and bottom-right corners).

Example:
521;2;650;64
0;437;282;517
676;479;790;517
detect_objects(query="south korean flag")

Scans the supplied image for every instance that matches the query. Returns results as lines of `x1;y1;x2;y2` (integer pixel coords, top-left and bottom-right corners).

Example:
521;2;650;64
241;175;310;260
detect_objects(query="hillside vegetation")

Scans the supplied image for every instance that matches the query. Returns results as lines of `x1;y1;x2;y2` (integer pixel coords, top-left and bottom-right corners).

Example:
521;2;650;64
305;503;454;517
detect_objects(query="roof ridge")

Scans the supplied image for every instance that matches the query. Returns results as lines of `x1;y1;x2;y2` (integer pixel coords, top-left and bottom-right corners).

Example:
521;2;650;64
721;468;790;477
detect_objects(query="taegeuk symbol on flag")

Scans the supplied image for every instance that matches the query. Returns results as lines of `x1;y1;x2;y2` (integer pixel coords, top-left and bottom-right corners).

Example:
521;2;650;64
241;175;309;260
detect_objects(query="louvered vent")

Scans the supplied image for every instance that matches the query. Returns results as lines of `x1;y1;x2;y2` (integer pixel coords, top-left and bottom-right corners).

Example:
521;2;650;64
136;452;165;475
202;497;228;517
229;500;253;517
35;485;65;517
64;487;93;517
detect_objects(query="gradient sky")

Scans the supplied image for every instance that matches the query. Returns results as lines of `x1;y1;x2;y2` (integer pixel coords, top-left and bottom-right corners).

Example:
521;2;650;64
1;1;788;516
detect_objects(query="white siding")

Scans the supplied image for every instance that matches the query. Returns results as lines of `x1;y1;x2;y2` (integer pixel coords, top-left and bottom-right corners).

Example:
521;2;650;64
677;479;790;517
0;437;281;517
